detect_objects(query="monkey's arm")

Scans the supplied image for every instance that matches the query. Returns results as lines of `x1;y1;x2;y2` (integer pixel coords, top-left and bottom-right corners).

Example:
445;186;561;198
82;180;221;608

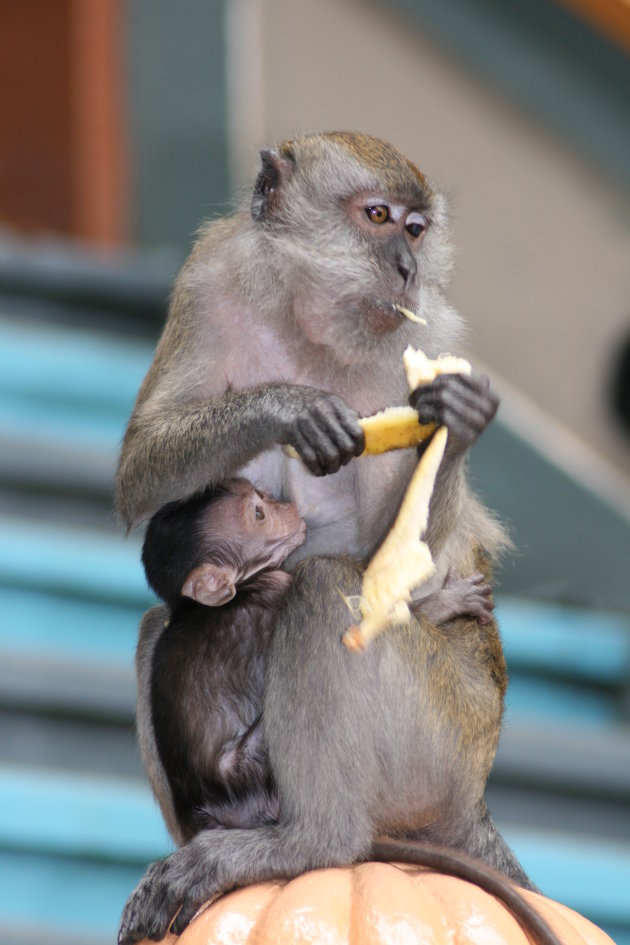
116;384;364;527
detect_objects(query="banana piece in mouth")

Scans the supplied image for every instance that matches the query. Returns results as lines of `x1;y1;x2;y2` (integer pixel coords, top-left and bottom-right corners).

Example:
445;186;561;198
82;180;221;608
393;304;426;325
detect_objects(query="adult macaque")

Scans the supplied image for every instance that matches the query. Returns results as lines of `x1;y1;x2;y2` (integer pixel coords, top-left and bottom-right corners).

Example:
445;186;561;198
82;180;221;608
139;479;495;845
118;132;532;943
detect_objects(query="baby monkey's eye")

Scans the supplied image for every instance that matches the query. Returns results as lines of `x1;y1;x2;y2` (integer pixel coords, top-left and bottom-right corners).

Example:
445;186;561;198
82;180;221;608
405;211;427;239
365;205;390;224
255;505;265;521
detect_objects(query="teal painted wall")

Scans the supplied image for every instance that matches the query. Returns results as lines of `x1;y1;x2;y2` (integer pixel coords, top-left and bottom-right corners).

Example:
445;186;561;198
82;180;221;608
124;0;230;250
384;0;630;192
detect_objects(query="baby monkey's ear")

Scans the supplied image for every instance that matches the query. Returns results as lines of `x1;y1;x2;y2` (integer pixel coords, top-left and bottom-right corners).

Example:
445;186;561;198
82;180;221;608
181;563;237;606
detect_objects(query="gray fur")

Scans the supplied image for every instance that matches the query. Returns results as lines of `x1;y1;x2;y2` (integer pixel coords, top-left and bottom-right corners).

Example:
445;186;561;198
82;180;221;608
135;607;185;845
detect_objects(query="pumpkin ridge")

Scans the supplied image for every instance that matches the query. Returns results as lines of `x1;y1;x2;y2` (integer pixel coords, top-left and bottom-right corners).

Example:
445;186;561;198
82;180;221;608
421;869;520;945
522;891;615;945
348;862;361;945
134;863;616;945
249;880;287;945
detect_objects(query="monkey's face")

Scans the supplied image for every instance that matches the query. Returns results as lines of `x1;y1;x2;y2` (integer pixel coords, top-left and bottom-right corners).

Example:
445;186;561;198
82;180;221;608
345;193;428;330
202;481;307;581
283;189;433;362
252;134;448;364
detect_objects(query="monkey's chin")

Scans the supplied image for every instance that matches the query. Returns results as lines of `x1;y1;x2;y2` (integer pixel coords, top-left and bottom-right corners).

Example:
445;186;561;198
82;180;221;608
361;298;411;336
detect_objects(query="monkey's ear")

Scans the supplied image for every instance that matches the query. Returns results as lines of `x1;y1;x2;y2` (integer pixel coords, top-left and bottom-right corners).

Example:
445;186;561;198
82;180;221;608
181;563;237;607
251;149;295;221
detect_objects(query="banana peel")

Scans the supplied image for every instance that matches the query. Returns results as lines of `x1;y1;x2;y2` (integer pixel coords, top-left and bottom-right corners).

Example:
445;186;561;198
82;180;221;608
341;346;471;651
403;346;471;390
342;425;448;651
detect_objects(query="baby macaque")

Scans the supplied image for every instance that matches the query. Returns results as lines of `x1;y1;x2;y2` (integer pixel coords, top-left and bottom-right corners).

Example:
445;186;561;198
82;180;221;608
140;479;305;842
139;478;493;844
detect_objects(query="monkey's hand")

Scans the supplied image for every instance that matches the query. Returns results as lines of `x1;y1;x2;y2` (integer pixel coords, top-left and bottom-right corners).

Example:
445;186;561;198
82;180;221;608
408;373;498;456
278;388;365;476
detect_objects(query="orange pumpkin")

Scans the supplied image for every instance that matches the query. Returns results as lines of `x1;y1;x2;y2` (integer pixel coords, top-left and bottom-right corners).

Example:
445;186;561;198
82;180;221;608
137;863;614;945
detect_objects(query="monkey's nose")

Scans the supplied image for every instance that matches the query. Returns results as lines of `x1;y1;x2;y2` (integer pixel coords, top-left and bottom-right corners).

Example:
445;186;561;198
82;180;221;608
396;250;417;287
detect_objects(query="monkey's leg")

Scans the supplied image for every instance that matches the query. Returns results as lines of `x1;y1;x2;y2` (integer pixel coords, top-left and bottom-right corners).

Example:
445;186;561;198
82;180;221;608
134;606;185;845
406;797;536;892
458;800;537;890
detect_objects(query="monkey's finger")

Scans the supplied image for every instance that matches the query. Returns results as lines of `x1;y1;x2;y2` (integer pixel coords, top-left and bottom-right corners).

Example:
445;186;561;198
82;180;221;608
290;436;326;475
409;374;493;420
119;909;166;945
312;398;365;462
410;373;497;415
467;573;493;594
315;416;363;468
457;590;495;624
442;566;460;588
118;864;169;945
144;891;178;942
466;582;495;623
332;404;366;457
292;411;361;475
171;897;203;935
118;918;141;945
291;417;342;474
447;375;499;426
479;594;495;619
412;398;488;441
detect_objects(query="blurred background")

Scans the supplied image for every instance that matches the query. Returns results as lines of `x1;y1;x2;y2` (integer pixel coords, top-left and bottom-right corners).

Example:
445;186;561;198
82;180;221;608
0;0;629;942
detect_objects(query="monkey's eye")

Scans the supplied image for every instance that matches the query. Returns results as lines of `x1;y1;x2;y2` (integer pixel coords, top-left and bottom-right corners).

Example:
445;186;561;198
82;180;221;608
255;505;266;521
405;212;427;239
365;205;390;225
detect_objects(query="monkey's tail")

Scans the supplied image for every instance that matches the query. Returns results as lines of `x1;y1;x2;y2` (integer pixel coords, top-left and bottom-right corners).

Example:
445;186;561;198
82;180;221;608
370;839;564;945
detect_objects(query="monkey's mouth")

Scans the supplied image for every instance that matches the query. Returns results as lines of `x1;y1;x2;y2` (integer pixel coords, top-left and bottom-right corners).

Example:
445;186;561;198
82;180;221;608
362;298;424;335
392;304;426;325
269;516;307;568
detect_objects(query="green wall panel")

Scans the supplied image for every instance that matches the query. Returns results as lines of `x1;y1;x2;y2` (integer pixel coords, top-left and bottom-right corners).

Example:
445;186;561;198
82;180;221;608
125;0;230;250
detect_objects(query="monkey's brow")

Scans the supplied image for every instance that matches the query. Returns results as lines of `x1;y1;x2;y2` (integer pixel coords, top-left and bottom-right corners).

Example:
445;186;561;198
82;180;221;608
354;188;430;209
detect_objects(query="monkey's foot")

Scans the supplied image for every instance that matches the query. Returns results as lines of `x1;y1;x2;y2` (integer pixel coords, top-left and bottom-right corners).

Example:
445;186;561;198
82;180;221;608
118;842;222;945
452;572;495;625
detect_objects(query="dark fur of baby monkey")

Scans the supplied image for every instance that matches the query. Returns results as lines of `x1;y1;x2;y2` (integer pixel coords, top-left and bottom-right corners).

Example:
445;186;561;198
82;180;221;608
140;479;305;843
117;132;560;945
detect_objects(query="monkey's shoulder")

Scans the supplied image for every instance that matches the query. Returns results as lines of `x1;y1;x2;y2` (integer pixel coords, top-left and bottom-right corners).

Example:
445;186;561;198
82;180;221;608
187;211;250;261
